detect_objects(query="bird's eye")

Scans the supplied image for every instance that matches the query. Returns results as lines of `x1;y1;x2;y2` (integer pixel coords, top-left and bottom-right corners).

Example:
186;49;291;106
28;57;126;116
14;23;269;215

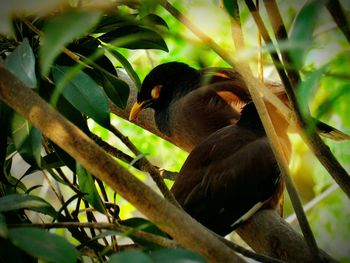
151;85;162;100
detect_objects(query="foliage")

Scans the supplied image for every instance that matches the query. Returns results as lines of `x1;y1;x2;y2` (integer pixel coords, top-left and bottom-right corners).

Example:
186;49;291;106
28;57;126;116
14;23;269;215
0;0;349;262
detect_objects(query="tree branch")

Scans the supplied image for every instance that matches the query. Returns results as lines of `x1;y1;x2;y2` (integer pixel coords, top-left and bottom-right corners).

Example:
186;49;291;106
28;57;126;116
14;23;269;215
107;125;181;208
326;0;350;44
9;222;178;249
249;0;350;200
244;1;320;260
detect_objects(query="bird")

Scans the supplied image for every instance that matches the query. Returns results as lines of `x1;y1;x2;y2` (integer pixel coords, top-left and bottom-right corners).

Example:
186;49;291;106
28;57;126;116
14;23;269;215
170;102;286;235
129;62;348;152
128;61;348;235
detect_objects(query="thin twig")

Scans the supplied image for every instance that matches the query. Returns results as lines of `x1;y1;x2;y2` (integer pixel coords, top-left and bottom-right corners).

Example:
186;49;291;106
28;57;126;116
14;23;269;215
256;0;264;82
91;133;178;181
263;0;300;85
244;1;321;260
286;184;340;224
90;133;140;168
8;222;178;249
211;230;285;263
326;0;350;43
227;0;245;51
108;125;181;208
20;18;87;67
255;0;350;199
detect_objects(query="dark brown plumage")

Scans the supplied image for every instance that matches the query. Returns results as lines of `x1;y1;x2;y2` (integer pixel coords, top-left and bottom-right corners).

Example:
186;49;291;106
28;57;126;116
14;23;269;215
171;102;285;235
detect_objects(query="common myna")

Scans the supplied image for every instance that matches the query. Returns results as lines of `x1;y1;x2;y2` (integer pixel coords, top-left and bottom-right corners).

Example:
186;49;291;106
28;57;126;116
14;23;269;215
129;62;347;235
170;102;286;235
129;62;347;152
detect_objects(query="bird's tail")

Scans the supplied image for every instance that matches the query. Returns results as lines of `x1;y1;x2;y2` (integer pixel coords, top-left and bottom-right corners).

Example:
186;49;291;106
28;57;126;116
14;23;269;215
315;120;350;141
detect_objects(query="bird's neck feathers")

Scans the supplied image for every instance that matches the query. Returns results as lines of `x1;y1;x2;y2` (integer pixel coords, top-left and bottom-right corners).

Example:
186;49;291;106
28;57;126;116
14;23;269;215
237;102;265;134
153;64;201;135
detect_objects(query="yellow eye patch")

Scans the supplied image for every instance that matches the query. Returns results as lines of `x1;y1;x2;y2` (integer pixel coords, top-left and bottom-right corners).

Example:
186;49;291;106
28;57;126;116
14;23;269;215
151;85;162;99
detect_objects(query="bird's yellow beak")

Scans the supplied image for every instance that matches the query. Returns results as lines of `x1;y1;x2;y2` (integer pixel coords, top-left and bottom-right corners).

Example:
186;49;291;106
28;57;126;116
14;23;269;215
129;101;147;121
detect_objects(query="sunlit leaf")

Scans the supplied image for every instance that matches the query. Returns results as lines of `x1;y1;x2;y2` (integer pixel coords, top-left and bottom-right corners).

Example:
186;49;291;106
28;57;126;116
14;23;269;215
52;65;110;128
40;10;102;76
4;38;37;88
8;228;78;263
297;64;328;116
11;113;41;167
106;48;141;90
0;194;58;219
138;0;161;17
140;14;169;29
102;73;130;109
289;0;327;69
99;25;168;51
76;164;105;214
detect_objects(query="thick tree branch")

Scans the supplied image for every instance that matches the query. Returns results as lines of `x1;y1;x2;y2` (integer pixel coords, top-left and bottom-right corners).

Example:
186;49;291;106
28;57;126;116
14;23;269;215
0;65;244;263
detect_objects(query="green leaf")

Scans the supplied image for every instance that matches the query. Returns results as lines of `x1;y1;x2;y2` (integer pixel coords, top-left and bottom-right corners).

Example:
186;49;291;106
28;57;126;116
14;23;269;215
4;38;37;88
8;228;78;263
138;0;161;17
52;65;110;128
102;73;130;109
0;213;8;238
52;143;77;173
297;64;328;116
150;248;206;263
94;15;134;33
11;113;41;167
76;164;106;214
0;194;58;219
140;14;169;29
121;217;167;250
106;48;141;90
108;251;153;263
56;95;89;133
40;10;102;76
223;0;240;21
289;0;327;69
99;25;168;52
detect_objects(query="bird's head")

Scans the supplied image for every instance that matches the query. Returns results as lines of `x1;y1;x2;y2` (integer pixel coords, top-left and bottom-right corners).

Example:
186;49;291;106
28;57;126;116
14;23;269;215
129;62;200;121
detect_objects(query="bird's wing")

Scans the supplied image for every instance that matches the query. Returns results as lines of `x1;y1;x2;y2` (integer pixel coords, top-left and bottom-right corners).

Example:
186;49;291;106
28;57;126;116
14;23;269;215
168;82;246;151
171;126;282;234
